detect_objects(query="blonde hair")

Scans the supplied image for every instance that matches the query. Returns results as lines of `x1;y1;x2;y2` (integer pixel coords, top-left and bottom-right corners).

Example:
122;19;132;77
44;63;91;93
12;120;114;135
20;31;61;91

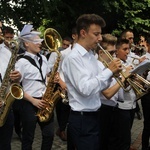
100;34;117;50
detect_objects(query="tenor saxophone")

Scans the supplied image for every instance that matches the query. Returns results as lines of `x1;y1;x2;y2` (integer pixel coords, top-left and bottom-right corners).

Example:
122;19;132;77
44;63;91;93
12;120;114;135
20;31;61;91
36;50;61;122
0;40;24;127
36;28;63;122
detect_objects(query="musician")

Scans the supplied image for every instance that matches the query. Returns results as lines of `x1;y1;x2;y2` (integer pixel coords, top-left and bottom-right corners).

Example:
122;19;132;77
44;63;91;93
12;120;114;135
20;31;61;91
141;37;150;150
120;29;144;122
115;39;137;150
48;29;77;142
15;25;54;150
62;14;122;150
120;29;146;66
58;36;72;51
96;34;127;150
0;24;21;150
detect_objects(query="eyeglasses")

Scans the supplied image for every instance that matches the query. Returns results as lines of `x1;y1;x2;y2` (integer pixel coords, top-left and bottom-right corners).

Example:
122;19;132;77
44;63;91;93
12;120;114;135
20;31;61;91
5;37;14;40
108;50;116;55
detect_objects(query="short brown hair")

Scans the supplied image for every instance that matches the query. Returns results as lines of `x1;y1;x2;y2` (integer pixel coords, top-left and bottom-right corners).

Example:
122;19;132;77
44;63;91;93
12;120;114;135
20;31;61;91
3;26;14;35
76;14;106;36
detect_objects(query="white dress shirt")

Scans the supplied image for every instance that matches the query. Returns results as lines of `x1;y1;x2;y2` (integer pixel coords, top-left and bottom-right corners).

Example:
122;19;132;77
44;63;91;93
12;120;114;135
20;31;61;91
0;43;11;86
62;43;113;112
143;52;150;81
118;60;136;110
15;51;50;97
98;61;118;107
48;45;72;81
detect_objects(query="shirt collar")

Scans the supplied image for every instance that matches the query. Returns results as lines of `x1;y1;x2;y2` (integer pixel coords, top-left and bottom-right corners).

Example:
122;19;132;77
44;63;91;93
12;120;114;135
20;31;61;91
75;43;93;57
25;51;39;60
0;42;10;51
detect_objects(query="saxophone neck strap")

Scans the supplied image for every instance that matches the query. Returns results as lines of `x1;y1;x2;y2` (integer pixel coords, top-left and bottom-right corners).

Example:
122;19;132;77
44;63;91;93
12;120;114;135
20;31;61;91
21;55;46;85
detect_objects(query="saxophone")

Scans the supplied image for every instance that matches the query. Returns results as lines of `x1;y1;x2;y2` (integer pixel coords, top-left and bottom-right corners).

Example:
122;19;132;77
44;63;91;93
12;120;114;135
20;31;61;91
36;28;63;122
0;39;24;127
37;50;61;122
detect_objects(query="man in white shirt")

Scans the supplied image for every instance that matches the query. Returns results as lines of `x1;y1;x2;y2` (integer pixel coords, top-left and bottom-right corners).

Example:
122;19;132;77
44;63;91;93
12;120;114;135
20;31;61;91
115;39;137;150
48;27;78;142
97;34;129;150
120;29;144;122
62;14;122;150
0;24;22;150
140;37;150;150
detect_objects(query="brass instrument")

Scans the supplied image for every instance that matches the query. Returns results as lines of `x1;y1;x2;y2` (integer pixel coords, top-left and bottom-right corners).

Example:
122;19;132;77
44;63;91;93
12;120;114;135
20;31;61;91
131;43;146;56
128;56;140;66
0;37;24;127
59;87;69;105
97;43;128;91
97;43;150;100
37;28;62;122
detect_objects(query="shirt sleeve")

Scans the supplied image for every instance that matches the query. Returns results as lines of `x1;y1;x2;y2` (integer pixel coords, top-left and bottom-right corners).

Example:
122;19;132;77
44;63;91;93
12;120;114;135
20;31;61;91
47;52;58;71
15;59;25;82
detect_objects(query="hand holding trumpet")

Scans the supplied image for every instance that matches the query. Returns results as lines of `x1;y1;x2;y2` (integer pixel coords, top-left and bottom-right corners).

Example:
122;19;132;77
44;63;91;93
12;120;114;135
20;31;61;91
108;58;123;75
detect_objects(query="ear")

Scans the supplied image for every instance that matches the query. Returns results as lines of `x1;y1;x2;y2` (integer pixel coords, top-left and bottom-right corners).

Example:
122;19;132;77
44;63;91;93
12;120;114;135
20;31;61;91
80;29;87;38
115;50;118;55
24;41;29;47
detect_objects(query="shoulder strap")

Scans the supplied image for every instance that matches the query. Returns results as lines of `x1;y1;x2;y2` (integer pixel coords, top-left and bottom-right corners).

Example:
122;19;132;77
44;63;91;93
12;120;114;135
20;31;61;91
22;55;38;68
46;52;51;60
21;55;46;85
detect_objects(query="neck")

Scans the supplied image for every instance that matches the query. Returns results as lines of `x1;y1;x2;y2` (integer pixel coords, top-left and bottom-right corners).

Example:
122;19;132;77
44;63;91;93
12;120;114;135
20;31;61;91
77;40;90;52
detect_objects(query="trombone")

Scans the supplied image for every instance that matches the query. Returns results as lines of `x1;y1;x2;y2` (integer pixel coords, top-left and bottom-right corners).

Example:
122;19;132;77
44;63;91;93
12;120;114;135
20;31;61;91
97;43;150;100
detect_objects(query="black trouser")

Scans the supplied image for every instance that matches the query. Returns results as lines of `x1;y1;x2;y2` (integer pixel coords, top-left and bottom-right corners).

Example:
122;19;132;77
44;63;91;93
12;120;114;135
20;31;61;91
12;100;22;135
99;104;119;150
141;93;150;150
56;98;70;131
0;110;14;150
115;108;135;150
135;101;140;112
67;110;100;150
20;99;54;150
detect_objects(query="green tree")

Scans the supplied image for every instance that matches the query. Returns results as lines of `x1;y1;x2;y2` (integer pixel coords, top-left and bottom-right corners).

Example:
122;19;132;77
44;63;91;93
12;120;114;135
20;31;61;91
0;0;150;38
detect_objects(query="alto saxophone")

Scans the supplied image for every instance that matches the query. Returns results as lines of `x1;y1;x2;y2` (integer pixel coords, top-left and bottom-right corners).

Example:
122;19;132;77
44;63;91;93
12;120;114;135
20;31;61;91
37;50;61;122
0;40;24;127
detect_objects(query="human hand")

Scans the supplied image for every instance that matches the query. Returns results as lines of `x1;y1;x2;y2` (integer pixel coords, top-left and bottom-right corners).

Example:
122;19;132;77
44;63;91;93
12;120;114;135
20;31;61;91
139;56;146;63
10;70;21;82
54;72;60;83
123;65;133;78
32;98;48;109
108;58;122;75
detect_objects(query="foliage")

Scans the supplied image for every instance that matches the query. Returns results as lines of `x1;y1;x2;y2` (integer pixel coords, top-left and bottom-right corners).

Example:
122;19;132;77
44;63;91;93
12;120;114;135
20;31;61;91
0;0;150;38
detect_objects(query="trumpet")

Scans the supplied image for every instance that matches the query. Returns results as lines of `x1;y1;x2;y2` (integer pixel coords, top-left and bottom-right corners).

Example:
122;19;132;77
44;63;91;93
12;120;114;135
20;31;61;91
131;44;146;56
128;56;140;66
97;43;150;100
131;43;145;51
97;43;128;91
